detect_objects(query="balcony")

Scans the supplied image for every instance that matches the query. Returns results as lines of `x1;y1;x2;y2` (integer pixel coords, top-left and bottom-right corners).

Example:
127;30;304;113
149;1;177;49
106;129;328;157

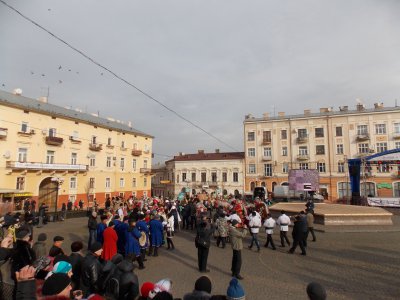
131;149;142;156
297;154;309;161
140;168;152;174
355;152;369;158
89;143;102;151
297;136;308;143
120;147;127;151
393;133;400;140
143;149;150;154
261;139;272;145
69;136;81;143
6;161;88;172
356;134;370;141
18;129;35;136
45;136;64;146
0;128;7;139
262;155;272;161
106;144;114;149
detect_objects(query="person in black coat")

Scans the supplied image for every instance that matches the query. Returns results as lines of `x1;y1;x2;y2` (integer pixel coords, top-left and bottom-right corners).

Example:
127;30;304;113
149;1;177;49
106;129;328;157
114;259;139;300
69;241;84;290
196;215;215;273
288;215;306;255
182;202;191;230
87;212;98;250
80;242;104;297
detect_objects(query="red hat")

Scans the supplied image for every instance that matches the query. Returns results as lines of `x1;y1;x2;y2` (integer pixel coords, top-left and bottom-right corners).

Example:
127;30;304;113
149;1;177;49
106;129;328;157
141;282;155;297
87;294;104;300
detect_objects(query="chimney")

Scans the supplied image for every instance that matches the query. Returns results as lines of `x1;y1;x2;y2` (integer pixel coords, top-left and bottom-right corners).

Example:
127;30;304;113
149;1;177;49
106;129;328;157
374;102;384;109
178;152;183;156
245;114;253;120
304;109;311;115
319;108;329;113
278;112;285;118
38;96;48;103
198;150;204;154
262;112;269;120
215;149;220;153
339;106;348;112
13;88;23;95
356;103;365;111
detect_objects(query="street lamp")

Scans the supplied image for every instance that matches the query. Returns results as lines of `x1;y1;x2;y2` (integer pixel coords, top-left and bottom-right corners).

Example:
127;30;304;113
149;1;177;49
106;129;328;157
51;177;64;219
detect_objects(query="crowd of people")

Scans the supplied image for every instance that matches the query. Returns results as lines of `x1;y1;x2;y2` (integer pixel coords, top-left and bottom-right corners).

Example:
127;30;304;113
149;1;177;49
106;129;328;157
0;195;326;300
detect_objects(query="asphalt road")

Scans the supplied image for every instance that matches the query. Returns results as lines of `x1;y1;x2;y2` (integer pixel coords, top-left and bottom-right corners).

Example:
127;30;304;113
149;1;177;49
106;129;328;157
35;217;400;300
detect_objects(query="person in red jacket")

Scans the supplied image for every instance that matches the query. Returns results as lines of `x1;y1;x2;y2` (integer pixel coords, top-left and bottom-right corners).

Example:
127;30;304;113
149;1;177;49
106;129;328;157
102;221;118;261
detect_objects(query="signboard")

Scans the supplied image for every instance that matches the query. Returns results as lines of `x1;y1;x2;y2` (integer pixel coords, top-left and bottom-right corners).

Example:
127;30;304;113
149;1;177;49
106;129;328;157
3;192;33;197
288;170;319;191
10;162;87;171
367;197;400;207
303;183;312;191
368;153;400;161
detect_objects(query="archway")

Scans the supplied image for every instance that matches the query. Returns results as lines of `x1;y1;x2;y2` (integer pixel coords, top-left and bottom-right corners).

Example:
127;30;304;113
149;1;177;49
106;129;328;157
250;182;255;191
272;182;277;192
38;177;57;210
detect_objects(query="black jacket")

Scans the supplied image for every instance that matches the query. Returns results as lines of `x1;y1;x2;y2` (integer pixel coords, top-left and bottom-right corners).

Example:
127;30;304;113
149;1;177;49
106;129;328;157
115;259;139;300
81;252;103;296
88;216;98;230
291;220;304;240
69;252;84;288
196;222;215;248
11;240;36;279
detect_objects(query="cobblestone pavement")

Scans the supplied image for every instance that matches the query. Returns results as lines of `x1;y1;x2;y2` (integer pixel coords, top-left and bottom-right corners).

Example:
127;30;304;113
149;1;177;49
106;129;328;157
35;217;400;300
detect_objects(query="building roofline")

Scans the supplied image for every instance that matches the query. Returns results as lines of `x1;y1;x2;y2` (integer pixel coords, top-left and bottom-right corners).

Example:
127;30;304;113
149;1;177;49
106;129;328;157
0;90;154;138
165;151;245;163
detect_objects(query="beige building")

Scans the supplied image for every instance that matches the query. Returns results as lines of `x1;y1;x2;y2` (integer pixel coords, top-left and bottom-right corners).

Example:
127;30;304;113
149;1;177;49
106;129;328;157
151;150;245;198
243;103;400;202
0;89;153;212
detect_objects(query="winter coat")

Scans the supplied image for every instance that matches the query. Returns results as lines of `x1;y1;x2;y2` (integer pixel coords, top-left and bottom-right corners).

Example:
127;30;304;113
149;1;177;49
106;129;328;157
114;220;128;253
11;240;36;279
136;220;149;248
196;222;215;248
306;212;314;228
229;226;247;251
216;217;229;237
183;290;212;300
81;252;103;297
32;241;47;258
88;216;97;230
69;252;84;289
292;220;304;241
125;226;141;256
96;223;107;244
102;227;118;261
149;219;163;247
115;259;139;300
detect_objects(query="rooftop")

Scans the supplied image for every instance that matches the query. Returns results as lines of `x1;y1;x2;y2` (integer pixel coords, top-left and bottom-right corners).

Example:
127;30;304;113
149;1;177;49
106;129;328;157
0;89;153;138
166;151;245;163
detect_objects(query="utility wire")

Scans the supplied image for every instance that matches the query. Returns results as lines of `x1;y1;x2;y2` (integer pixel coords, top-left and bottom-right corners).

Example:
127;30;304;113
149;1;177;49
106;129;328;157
0;0;239;152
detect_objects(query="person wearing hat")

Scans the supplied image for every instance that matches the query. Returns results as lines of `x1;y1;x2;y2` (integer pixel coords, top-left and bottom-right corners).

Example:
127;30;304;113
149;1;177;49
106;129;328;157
101;221;118;261
226;277;245;300
32;233;47;258
288;215;306;256
88;211;98;250
49;236;65;257
196;214;215;273
139;282;155;299
306;282;327;300
183;275;212;300
136;213;150;261
149;214;163;257
228;220;247;280
96;215;108;245
81;241;104;297
69;241;84;290
41;272;73;299
276;210;291;248
126;219;145;269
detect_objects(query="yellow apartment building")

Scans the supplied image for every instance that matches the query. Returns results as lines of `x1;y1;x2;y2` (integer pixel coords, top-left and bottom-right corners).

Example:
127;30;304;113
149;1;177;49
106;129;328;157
0;89;153;212
243;103;400;202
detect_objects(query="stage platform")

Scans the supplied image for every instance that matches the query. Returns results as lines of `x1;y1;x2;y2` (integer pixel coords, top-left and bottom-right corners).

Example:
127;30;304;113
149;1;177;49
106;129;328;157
269;203;394;229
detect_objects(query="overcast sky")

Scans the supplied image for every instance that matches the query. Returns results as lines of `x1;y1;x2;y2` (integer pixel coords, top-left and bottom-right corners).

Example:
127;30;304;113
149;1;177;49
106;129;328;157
1;0;400;164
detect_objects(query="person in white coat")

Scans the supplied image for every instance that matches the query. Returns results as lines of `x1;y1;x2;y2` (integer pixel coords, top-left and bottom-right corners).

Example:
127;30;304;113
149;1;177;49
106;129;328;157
263;213;276;250
165;212;175;250
247;211;262;251
276;210;291;247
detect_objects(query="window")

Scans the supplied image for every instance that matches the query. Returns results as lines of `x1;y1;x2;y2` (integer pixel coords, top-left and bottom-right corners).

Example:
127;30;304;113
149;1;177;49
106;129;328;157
317;162;326;172
316;145;325;155
144;178;147;187
176;175;179;183
281;130;287;140
282;163;289;173
89;178;95;189
315;128;324;138
338;182;351;199
263;131;271;143
132;178;136;187
121;141;125;148
233;172;239;182
106;156;111;168
393;182;400;197
144;144;149;152
120;157;125;169
282;147;288;156
248;164;256;174
91;136;97;144
336;127;343;137
182;173;187;182
336;144;344;154
132;159;137;170
106;178;111;188
299;146;308;155
211;172;217;182
376;142;387;153
133;143;138;150
361;182;376;197
119;178;125;187
143;191;147;197
375;124;386;134
222;172;227;182
377;163;390;173
18;148;27;162
46;150;55;164
107;138;112;146
72;131;79;139
247;132;255;141
396;142;400;149
358;143;369;153
49;128;56;137
394;123;400;134
298;129;307;138
70;177;77;189
191;173;196;182
263;147;272;157
264;164;273;176
357;125;368;135
71;153;77;165
299;163;309;170
21;122;29;133
201;172;206;182
338;162;345;173
248;148;256;157
144;160;148;168
90;157;96;167
16;177;25;190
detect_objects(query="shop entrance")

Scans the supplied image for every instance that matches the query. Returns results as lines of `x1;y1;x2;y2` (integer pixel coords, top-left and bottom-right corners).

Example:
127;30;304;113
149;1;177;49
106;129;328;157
38;177;57;210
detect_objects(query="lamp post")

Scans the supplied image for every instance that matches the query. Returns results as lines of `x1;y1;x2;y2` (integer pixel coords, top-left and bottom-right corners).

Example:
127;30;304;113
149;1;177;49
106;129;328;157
51;177;64;220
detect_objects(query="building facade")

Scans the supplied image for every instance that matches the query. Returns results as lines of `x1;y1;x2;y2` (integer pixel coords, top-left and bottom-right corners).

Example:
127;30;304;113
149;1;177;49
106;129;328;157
243;103;400;202
151;150;245;198
0;89;153;212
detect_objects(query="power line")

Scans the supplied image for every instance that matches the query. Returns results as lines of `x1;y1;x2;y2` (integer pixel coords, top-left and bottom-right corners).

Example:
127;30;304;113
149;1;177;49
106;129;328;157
0;0;239;152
